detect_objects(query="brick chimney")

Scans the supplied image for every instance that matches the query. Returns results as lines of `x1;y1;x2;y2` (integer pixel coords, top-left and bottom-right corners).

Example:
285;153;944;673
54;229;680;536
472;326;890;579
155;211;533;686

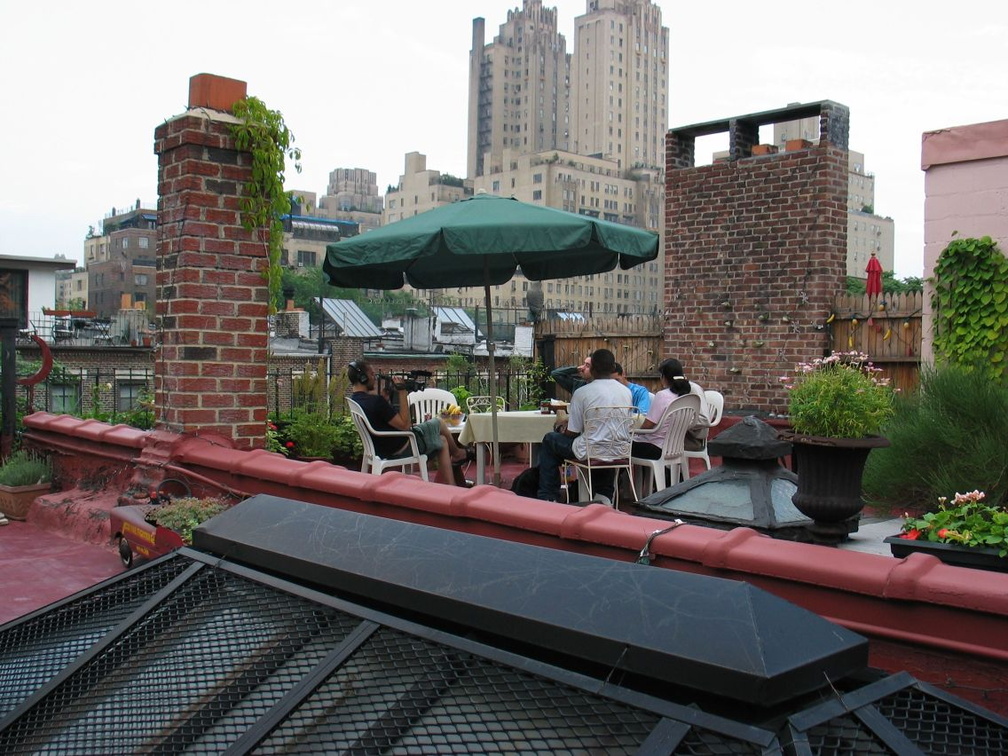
152;74;267;448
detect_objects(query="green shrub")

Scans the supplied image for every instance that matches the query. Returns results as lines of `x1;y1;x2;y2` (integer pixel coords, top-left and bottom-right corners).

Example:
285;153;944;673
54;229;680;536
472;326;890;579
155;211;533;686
0;450;52;487
146;497;230;545
863;365;1008;510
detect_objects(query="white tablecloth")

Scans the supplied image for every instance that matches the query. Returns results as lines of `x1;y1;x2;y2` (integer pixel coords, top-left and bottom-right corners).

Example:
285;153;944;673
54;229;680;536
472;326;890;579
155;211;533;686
458;410;560;484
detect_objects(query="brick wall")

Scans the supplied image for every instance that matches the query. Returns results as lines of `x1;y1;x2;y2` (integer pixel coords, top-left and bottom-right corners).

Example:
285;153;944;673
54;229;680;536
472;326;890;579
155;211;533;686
664;105;849;413
153;75;268;448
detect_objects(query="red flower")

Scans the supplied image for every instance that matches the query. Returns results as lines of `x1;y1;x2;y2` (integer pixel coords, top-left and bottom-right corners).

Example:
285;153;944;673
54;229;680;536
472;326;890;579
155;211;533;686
900;529;921;540
937;528;949;539
285;441;295;449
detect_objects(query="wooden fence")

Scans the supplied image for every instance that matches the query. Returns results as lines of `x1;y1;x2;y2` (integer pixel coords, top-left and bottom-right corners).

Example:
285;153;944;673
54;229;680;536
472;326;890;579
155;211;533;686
534;315;664;395
831;292;923;394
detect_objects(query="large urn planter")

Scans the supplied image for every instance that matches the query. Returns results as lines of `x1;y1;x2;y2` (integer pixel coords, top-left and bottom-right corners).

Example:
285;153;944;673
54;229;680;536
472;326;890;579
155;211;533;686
884;536;1008;573
782;433;890;544
0;482;52;520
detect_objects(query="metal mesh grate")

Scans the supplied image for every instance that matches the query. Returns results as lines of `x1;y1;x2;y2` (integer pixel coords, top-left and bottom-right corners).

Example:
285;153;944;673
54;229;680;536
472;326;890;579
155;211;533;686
0;555;190;719
877;687;1008;755
804;713;891;754
257;626;661;754
0;567;360;754
674;727;766;755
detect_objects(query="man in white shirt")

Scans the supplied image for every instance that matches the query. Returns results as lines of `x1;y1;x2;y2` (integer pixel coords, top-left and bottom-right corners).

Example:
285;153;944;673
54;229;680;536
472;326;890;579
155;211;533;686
535;348;632;502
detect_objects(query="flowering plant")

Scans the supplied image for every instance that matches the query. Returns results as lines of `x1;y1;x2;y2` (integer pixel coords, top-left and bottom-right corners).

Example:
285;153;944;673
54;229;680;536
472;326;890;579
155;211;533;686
781;351;894;438
899;491;1008;557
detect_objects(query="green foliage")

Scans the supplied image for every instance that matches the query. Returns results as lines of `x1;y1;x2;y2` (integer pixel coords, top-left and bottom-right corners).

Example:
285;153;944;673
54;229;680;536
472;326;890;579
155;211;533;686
844;272;923;295
449;385;473;409
120;389;155;430
445;353;471;378
930;235;1008;381
863;365;1008;509
783;351;894;438
511;356;549;410
231;96;302;314
283;409;343;458
0;450;52;487
331;414;364;458
146;497;230;545
899;491;1008;557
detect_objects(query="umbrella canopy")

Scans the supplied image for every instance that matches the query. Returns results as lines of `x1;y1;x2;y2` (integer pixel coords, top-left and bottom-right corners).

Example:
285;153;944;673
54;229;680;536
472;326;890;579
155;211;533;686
323;193;660;486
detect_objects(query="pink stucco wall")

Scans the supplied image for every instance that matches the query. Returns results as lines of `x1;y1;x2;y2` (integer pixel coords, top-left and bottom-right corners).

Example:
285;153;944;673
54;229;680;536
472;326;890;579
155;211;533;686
921;118;1008;361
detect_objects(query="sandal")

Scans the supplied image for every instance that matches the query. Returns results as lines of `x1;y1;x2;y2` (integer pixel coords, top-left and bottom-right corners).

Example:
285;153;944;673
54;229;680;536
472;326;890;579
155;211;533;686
451;447;477;466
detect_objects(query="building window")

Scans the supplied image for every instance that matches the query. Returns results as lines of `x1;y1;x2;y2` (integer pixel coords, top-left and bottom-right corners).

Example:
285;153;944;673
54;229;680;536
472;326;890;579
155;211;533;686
135;274;148;286
122;237;129;250
50;383;81;415
533;173;543;184
492;180;500;192
118;381;147;412
296;250;316;267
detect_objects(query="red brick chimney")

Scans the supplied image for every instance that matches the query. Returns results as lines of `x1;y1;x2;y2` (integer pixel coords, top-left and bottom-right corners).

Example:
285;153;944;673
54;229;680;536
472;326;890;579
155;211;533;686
152;74;267;449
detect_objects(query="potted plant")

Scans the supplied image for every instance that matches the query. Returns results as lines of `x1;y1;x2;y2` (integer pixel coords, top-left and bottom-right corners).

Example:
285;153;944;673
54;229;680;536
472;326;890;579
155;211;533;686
0;450;53;521
779;351;895;542
330;413;364;468
886;490;1008;572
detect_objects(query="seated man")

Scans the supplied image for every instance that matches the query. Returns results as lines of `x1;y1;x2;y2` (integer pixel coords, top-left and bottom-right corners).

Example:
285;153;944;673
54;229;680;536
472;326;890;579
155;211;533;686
348;360;470;486
536;348;632;502
614;362;652;414
550;355;592;397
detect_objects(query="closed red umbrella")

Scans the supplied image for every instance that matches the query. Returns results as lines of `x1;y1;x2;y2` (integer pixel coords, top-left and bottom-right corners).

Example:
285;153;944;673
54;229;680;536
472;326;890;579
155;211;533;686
865;252;883;297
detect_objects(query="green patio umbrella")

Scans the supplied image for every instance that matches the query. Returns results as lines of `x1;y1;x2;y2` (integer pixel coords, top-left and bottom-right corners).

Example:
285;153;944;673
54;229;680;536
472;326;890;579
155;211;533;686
323;193;659;487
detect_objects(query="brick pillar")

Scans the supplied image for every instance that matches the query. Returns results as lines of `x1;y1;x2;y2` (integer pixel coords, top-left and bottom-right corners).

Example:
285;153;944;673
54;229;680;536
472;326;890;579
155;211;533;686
152;73;268;449
664;103;850;414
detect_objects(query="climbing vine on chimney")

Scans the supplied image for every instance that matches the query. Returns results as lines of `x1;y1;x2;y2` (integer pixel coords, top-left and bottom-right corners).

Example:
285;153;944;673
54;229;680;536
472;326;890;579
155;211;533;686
931;234;1008;380
230;96;301;313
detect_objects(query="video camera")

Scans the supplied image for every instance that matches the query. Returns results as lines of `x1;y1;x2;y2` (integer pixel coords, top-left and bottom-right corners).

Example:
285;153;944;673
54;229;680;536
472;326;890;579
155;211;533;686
376;370;432;404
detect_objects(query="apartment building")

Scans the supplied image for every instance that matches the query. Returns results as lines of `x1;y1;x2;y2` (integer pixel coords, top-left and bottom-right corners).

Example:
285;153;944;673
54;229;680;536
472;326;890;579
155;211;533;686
571;0;668;172
85;203;157;318
467;0;572;179
316;168;384;234
384;152;472;225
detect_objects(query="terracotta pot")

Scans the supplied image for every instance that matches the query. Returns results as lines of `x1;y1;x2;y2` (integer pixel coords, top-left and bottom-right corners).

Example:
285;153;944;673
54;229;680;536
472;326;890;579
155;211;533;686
0;482;52;520
783;434;890;544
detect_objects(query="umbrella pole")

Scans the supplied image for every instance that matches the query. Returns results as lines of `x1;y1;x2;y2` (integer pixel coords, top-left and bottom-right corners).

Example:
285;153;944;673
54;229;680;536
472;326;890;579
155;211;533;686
482;274;502;488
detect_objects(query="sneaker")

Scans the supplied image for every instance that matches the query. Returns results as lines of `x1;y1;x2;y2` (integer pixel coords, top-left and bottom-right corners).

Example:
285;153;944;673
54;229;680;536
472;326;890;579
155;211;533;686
0;515;8;526
592;493;613;507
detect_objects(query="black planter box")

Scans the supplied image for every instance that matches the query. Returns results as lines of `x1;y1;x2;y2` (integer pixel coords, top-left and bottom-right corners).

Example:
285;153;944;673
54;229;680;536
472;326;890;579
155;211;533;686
885;535;1008;573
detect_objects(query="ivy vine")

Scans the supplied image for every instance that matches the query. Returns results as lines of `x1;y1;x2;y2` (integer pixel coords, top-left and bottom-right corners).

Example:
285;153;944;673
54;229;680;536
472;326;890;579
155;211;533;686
230;96;301;313
930;235;1008;380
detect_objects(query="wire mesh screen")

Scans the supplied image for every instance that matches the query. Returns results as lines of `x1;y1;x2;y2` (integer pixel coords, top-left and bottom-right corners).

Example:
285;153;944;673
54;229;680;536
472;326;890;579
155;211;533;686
876;686;1008;754
256;626;660;754
0;556;190;719
0;566;360;754
803;713;890;754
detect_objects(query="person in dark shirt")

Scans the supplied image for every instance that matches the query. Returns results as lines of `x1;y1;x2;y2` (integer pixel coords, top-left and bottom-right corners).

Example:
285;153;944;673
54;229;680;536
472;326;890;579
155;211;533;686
348;360;470;486
550;354;592;396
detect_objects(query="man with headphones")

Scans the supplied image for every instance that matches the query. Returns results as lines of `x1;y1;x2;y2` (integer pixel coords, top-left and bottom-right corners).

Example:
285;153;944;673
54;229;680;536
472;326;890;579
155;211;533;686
347;359;471;486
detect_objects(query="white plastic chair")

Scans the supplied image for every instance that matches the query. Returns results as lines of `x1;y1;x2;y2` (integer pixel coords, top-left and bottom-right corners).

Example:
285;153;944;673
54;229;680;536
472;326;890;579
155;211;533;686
407;387;457;424
631;393;701;497
684;389;724;471
565;405;639;508
346;398;429;481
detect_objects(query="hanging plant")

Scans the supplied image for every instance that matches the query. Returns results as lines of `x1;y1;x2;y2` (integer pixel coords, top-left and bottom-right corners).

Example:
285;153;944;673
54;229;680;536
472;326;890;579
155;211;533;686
930;235;1008;381
230;96;301;313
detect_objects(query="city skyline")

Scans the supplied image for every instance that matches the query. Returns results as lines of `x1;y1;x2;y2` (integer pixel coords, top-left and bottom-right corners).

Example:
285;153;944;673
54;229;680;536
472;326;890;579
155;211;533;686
2;0;1005;278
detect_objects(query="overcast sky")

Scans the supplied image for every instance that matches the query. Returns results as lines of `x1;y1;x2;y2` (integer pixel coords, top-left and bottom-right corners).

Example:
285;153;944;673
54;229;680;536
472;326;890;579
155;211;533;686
1;1;1004;278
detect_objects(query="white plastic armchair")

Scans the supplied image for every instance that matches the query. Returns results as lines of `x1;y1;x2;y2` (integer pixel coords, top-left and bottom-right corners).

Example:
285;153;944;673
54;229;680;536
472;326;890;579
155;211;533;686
566;405;640;508
631;393;701;497
465;395;506;414
684;390;724;471
407;387;457;424
346;398;429;481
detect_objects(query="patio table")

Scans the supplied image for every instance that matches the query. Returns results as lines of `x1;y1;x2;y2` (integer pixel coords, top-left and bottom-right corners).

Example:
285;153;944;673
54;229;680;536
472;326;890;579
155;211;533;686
458;410;560;485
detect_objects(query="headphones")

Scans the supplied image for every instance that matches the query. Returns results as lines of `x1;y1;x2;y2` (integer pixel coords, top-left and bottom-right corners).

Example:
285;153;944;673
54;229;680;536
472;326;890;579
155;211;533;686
347;361;365;384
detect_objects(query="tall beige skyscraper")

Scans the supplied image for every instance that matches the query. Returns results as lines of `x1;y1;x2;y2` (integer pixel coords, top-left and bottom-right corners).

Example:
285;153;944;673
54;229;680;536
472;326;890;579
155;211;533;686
467;0;572;178
571;0;668;172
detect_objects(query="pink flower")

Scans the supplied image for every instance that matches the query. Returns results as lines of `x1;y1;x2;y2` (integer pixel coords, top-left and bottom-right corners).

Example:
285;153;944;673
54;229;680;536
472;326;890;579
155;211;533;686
937;528;949;539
